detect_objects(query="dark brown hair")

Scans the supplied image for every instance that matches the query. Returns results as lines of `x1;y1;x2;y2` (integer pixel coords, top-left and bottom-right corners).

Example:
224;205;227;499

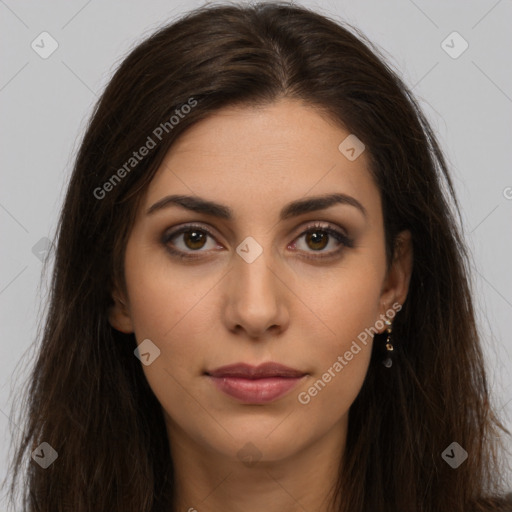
4;2;511;511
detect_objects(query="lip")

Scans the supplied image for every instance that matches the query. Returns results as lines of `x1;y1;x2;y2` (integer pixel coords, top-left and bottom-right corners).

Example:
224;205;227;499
206;362;307;404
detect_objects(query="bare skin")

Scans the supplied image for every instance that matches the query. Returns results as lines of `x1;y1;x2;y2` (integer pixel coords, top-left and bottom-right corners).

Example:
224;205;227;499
108;98;413;512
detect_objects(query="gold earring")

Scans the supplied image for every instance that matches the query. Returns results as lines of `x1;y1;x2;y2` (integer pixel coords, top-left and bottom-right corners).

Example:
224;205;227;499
382;317;394;368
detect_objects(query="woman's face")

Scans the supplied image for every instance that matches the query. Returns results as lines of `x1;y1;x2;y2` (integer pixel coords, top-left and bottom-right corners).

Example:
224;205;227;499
109;98;411;465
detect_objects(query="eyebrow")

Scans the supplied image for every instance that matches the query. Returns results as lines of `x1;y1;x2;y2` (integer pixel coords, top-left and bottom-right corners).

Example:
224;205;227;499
146;192;367;220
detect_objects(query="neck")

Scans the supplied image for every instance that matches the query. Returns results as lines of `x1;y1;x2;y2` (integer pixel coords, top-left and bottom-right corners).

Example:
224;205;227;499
166;415;347;512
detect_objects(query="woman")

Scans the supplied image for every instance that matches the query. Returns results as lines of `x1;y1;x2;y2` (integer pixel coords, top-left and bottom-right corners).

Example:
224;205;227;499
5;2;511;511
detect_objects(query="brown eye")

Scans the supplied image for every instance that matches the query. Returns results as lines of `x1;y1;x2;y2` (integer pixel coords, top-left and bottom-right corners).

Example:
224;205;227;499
182;229;208;250
290;223;355;260
162;224;220;259
304;231;329;251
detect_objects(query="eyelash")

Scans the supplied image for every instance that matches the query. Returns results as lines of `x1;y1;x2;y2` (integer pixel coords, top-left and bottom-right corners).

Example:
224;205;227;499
161;222;354;261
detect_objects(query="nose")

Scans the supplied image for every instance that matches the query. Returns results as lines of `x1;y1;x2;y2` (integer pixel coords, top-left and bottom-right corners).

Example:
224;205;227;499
223;246;290;340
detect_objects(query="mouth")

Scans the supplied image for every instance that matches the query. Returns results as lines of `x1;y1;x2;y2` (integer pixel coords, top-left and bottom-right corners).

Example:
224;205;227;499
205;362;307;404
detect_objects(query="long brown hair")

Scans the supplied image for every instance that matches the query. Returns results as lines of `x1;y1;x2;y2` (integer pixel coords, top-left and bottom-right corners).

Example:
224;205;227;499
4;2;511;511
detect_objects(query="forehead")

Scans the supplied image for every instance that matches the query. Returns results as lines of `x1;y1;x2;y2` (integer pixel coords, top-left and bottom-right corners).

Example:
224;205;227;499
142;98;380;224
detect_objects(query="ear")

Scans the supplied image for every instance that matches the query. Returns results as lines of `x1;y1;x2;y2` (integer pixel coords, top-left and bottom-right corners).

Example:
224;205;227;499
108;287;134;334
377;230;413;329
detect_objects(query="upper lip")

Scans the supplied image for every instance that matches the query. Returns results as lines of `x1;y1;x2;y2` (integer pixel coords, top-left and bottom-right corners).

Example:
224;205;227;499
206;362;306;379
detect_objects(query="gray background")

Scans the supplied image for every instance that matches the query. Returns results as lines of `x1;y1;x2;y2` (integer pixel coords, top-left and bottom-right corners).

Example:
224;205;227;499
1;0;511;506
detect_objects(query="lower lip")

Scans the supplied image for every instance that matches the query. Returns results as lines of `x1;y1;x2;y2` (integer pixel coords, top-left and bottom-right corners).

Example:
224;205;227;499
208;376;304;403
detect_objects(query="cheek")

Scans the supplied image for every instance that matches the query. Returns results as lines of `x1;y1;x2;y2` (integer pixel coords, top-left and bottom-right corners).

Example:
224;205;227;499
122;240;238;428
294;254;384;351
295;343;372;436
123;225;212;330
123;255;220;435
289;257;383;424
